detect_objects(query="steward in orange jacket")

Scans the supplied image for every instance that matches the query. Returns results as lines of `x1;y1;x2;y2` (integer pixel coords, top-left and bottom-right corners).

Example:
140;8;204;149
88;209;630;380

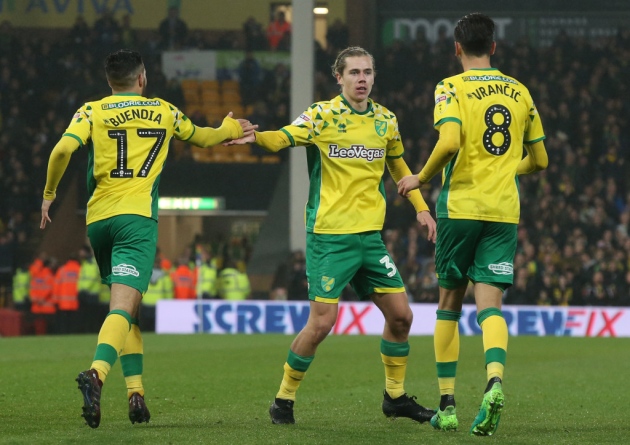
54;258;81;311
171;260;196;299
54;257;81;334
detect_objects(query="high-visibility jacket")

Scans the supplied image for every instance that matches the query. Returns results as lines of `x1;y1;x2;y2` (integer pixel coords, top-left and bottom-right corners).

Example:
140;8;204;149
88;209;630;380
195;264;217;298
171;265;196;299
54;260;81;311
12;268;30;304
30;267;56;314
143;272;174;305
78;258;101;295
217;268;250;301
29;258;44;277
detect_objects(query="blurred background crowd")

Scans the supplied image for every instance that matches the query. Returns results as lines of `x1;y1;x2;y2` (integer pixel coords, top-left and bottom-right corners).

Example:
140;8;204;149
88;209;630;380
0;5;629;333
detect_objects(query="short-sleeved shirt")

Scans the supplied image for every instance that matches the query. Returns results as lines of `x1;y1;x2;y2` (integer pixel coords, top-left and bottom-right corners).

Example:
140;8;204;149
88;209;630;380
63;93;196;225
433;68;546;223
280;94;403;234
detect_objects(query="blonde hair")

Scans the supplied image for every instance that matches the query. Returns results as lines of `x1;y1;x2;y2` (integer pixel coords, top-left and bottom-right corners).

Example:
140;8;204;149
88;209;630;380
330;46;376;78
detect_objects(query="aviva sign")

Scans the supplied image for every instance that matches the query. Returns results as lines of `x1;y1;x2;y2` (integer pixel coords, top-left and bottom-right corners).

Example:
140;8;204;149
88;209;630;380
0;0;141;27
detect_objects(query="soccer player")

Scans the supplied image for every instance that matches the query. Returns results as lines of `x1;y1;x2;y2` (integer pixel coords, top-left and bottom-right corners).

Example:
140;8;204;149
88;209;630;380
226;46;437;425
398;13;549;436
40;49;256;428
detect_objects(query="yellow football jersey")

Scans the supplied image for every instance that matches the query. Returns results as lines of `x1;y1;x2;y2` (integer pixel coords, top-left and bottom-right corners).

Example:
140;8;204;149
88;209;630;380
281;94;403;234
63;93;195;225
434;68;545;223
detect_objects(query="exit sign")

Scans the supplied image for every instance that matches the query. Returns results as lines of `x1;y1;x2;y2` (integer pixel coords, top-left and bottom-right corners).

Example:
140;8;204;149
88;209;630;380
158;197;225;211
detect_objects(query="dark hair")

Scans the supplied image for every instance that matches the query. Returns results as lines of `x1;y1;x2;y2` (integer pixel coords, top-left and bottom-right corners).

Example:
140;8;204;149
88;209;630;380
331;46;376;78
454;13;495;57
105;49;144;89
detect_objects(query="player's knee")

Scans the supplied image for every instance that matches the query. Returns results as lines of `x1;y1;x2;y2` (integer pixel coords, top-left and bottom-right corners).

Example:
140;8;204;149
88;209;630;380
308;315;336;342
389;309;413;335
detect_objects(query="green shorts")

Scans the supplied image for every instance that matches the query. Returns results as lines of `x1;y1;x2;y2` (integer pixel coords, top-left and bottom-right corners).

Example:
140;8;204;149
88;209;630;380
306;231;405;303
87;215;157;294
435;218;517;290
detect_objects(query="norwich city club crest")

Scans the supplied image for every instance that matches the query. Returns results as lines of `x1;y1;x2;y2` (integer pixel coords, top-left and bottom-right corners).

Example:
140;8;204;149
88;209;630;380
375;120;387;136
321;276;335;292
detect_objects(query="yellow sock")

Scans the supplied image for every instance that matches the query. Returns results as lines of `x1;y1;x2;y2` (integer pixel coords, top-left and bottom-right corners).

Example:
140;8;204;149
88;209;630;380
276;350;313;401
380;339;410;399
478;308;508;381
91;310;132;383
125;375;144;398
120;323;144;398
434;310;461;396
381;354;408;399
276;362;306;401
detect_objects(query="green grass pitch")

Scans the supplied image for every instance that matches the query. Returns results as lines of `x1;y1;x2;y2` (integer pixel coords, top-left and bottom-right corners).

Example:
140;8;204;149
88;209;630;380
1;334;628;444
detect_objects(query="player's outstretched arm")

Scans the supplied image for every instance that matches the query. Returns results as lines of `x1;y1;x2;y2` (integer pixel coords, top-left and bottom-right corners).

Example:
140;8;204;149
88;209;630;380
225;130;291;153
40;136;81;229
223;131;257;146
188;112;258;148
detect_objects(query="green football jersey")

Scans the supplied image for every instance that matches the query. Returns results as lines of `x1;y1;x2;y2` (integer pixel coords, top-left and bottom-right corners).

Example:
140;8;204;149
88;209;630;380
434;68;546;223
280;94;404;234
63;93;195;225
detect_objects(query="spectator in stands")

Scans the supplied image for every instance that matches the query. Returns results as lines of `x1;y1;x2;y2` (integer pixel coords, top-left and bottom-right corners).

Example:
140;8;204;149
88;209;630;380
158;6;188;50
266;10;291;51
260;63;290;116
93;8;120;46
269;252;292;300
120;14;138;49
504;267;534;305
583;270;615;305
326;19;349;52
68;15;90;46
238;51;263;105
243;16;267;51
286;250;307;301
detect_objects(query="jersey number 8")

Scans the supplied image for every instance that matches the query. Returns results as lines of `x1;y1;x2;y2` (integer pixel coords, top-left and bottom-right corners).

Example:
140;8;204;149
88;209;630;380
483;105;512;156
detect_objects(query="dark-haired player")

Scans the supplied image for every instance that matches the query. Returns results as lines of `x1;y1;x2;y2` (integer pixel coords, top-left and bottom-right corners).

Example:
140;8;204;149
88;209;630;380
398;13;548;436
41;49;256;428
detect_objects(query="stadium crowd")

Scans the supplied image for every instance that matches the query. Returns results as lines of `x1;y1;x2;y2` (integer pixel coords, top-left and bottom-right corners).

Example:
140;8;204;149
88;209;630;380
0;12;629;315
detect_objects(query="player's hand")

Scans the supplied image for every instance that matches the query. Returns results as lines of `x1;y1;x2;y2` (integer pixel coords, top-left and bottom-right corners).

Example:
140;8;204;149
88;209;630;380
40;199;54;229
416;210;436;243
223;133;256;146
223;111;258;142
238;119;258;137
397;175;421;197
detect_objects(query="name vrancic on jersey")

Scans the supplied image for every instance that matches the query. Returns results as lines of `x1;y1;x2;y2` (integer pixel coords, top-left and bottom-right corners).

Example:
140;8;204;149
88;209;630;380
328;144;384;162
